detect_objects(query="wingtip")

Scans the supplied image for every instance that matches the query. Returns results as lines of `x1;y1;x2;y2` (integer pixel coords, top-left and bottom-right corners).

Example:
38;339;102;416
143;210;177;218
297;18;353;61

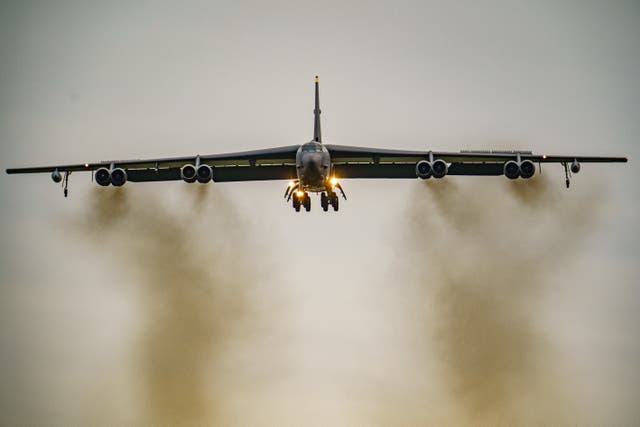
315;75;319;83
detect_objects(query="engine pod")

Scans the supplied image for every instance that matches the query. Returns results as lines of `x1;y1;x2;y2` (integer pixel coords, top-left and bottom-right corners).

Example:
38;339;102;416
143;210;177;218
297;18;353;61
503;161;520;179
110;168;127;186
95;168;111;186
196;164;213;183
519;160;535;179
180;164;197;183
415;160;432;179
431;159;448;178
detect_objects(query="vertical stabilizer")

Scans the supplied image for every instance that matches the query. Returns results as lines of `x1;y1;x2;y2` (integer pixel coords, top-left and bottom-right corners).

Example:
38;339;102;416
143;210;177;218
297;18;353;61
313;76;322;142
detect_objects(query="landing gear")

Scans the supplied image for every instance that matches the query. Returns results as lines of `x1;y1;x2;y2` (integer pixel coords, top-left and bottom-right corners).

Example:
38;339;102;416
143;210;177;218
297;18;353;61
319;191;339;212
62;171;71;198
292;191;310;212
285;179;347;213
288;186;344;213
329;192;339;211
321;192;329;211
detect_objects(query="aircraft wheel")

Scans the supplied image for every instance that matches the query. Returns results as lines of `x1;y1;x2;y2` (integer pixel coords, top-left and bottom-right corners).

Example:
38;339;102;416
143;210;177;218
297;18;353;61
293;194;301;211
304;193;311;212
321;193;329;211
331;194;339;211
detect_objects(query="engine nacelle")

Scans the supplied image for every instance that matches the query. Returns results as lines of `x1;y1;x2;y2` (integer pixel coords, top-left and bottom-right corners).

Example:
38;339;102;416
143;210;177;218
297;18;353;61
197;164;213;183
503;161;520;179
431;159;448;179
51;169;62;183
571;159;581;174
95;168;111;186
504;159;536;179
110;168;127;187
519;160;536;179
415;160;432;179
180;164;197;183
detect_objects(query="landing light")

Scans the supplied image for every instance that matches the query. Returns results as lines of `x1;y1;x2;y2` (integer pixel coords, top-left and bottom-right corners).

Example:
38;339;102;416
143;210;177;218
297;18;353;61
296;190;304;198
330;177;338;186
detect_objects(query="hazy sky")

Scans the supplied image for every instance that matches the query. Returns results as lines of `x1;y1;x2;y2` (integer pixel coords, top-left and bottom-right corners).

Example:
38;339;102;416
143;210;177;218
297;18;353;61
1;1;638;425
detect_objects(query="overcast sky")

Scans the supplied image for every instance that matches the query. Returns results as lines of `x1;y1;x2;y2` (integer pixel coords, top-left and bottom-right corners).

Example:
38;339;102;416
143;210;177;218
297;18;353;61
1;1;638;425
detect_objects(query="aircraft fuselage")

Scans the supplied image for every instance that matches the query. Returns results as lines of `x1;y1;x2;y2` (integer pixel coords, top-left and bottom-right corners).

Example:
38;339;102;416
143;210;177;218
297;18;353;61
296;141;331;192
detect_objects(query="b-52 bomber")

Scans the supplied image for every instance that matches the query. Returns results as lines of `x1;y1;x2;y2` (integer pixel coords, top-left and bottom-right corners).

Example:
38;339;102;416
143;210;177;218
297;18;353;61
6;77;628;212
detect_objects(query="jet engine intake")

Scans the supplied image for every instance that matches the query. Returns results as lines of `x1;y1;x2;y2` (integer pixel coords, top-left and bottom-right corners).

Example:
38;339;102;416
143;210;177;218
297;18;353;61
110;168;127;186
180;164;197;183
95;168;112;186
504;160;520;179
431;159;448;178
196;164;213;183
519;160;536;179
415;160;432;179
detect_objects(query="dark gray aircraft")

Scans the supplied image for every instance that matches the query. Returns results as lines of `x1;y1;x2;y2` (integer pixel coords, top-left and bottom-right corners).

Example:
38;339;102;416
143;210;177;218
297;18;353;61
6;77;628;211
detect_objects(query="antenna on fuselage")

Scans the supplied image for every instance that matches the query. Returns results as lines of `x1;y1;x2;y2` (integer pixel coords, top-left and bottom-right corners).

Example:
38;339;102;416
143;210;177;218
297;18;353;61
313;76;322;142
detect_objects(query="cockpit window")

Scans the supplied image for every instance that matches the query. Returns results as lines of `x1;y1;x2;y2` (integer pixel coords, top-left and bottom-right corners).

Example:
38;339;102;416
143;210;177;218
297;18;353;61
302;143;323;152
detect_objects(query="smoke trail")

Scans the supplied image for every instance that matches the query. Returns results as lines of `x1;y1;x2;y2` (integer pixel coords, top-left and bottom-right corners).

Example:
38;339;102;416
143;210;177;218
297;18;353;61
403;175;604;425
78;185;255;425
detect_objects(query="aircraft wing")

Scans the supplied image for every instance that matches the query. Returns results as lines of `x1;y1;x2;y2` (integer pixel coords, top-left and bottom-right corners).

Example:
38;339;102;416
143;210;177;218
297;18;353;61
5;143;627;188
325;145;628;179
5;145;299;182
